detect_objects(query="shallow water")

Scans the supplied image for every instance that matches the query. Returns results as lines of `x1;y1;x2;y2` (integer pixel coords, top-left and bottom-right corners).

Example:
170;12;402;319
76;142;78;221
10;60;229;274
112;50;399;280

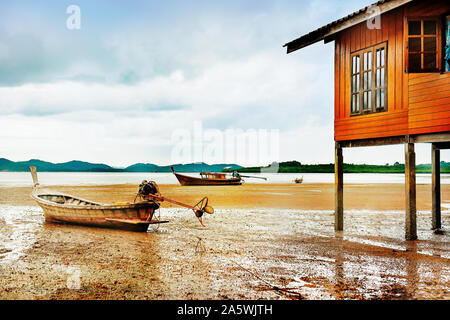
0;206;43;263
0;205;448;299
1;171;450;187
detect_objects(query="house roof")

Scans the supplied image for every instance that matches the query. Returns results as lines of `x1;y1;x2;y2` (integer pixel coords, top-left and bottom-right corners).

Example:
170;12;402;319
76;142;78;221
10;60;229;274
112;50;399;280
284;0;414;53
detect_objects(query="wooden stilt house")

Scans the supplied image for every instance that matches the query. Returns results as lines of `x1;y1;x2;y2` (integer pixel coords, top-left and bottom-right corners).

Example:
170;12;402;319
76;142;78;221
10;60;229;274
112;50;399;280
284;0;450;240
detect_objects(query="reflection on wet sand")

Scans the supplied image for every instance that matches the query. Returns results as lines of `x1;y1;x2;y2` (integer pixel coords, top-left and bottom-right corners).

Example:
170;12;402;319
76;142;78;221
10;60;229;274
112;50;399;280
0;213;164;299
40;222;163;299
0;204;448;299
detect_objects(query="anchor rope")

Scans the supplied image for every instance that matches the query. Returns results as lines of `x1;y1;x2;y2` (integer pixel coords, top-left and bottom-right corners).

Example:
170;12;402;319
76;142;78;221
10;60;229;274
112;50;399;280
196;240;303;300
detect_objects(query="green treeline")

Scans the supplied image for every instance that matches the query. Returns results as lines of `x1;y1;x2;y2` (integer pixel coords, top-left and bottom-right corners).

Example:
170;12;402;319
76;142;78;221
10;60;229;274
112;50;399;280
227;160;450;174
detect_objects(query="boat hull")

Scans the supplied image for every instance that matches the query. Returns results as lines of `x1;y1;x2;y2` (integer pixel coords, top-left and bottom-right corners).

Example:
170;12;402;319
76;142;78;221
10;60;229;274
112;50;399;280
173;172;242;186
32;192;159;232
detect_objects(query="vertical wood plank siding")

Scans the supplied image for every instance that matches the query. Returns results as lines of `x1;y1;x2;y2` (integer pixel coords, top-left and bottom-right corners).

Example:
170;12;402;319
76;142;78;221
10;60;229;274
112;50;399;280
334;0;450;142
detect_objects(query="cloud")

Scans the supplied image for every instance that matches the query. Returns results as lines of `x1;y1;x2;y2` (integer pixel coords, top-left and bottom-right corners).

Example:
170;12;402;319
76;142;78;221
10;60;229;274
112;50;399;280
0;0;339;86
0;50;333;129
0;111;180;166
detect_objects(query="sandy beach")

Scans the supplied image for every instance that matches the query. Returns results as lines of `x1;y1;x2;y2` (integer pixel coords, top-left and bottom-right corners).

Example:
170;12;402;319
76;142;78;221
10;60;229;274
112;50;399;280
3;182;450;210
0;183;449;300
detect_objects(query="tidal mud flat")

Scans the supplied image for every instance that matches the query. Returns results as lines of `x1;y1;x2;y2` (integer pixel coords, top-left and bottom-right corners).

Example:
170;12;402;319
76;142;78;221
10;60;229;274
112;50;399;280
0;184;449;300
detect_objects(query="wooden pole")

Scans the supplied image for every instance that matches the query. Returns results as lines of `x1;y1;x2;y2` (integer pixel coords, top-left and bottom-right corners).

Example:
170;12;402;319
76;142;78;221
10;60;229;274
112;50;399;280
405;142;417;240
335;142;343;231
431;144;441;230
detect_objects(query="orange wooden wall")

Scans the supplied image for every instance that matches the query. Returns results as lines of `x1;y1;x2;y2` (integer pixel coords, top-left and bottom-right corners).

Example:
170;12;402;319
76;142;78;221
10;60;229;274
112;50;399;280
334;0;450;142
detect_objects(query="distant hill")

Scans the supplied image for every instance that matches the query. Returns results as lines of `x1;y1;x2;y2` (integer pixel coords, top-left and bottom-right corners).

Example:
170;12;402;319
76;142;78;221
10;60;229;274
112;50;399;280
0;158;242;173
123;162;241;173
124;163;160;172
225;160;450;174
4;158;450;174
0;158;121;172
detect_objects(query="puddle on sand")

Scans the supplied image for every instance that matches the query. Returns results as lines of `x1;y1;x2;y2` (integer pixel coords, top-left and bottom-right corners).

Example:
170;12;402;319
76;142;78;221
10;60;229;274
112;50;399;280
0;206;43;263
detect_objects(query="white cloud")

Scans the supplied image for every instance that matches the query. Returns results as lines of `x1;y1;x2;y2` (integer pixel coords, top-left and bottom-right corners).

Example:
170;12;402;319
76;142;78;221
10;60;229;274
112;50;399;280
0;49;333;166
0;51;331;123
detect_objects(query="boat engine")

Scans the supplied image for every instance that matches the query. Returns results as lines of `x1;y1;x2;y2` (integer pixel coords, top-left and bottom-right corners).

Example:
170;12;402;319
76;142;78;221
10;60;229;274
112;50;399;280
135;180;214;227
138;180;160;197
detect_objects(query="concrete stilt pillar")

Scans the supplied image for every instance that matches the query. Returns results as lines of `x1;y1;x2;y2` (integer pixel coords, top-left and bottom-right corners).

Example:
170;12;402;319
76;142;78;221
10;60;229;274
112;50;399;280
335;142;343;231
432;144;441;230
405;142;417;240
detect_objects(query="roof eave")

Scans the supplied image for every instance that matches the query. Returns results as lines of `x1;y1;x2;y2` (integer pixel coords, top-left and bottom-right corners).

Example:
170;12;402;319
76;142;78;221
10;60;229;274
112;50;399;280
284;0;414;54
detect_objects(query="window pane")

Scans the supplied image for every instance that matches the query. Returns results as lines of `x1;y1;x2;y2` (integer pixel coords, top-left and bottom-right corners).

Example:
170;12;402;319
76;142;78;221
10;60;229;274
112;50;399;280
380;48;385;66
363;92;368;110
368;91;372;110
356;93;360;112
380;89;385;108
376;49;380;67
376;69;380;87
368;52;372;70
356;74;360;91
363;72;367;90
376;90;380;107
423;37;436;52
352;56;356;74
381;68;385;87
352;94;360;113
423;20;436;35
408;37;421;52
424;53;436;70
368;71;372;89
408;20;421;35
356;56;360;73
363;52;367;70
408;53;421;72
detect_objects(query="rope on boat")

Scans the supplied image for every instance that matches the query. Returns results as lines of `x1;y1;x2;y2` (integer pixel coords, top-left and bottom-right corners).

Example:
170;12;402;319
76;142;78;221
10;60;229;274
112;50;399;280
136;180;214;227
149;206;162;232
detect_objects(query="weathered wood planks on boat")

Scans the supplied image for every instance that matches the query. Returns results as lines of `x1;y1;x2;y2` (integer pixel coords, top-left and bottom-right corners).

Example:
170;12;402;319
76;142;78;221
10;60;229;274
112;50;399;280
29;167;160;232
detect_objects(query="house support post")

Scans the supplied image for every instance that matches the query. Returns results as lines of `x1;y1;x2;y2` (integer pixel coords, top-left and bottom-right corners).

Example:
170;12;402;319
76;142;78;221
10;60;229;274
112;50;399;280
431;144;441;230
335;142;343;231
405;142;417;240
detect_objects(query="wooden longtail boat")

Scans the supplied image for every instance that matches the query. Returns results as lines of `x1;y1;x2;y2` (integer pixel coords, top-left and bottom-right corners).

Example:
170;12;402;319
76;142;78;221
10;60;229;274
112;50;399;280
171;166;242;186
30;166;162;232
171;166;267;186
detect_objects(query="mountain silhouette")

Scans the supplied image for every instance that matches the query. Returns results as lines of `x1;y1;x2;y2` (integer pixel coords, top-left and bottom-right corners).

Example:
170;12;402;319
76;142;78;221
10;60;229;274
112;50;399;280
0;158;242;173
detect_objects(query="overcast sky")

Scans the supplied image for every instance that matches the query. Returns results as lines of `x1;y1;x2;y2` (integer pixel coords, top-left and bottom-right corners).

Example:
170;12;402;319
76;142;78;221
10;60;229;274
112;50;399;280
0;0;447;167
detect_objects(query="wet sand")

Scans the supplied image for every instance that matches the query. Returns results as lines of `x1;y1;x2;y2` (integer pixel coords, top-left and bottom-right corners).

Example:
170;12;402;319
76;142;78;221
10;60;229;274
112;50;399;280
0;183;449;300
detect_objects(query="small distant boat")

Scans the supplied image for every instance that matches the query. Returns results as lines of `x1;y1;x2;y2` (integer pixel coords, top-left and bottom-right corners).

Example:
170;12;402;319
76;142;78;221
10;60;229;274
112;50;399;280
29;167;214;232
295;176;303;184
171;166;266;186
